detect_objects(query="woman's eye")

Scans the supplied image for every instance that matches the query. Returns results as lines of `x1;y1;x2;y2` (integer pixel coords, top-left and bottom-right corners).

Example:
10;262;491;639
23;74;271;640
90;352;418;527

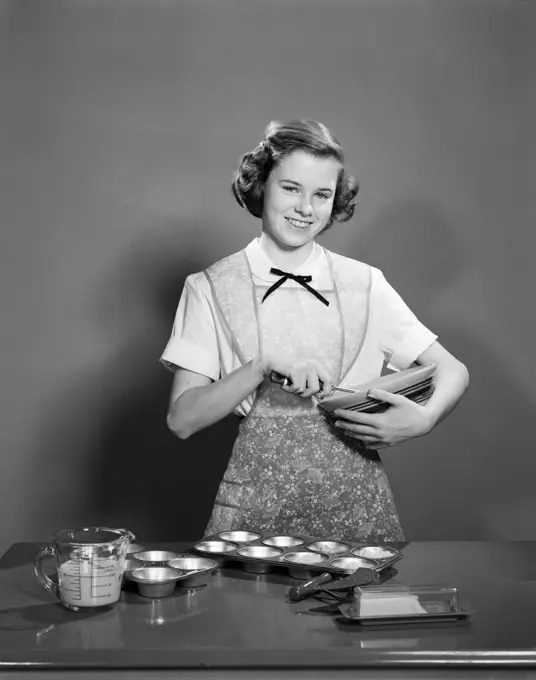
316;193;330;200
282;186;298;193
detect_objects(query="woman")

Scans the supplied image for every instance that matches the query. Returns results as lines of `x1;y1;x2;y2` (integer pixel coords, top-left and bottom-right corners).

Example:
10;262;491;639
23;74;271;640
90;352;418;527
161;120;469;542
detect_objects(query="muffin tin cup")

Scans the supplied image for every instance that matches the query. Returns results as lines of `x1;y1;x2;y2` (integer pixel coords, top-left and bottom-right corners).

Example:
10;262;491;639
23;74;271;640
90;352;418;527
217;531;261;544
193;533;402;578
236;546;283;574
350;545;399;561
261;535;305;549
306;541;350;556
130;550;182;568
138;581;176;599
128;567;184;599
244;562;271;574
287;566;320;580
328;556;379;573
192;540;239;566
167;556;218;588
281;551;330;580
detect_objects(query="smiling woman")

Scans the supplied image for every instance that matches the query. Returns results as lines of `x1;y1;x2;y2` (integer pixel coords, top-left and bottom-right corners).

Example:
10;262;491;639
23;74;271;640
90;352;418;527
261;151;342;252
232;120;357;230
160;119;469;542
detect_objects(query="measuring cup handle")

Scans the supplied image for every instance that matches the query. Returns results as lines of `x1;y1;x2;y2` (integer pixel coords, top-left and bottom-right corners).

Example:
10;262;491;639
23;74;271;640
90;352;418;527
34;545;58;599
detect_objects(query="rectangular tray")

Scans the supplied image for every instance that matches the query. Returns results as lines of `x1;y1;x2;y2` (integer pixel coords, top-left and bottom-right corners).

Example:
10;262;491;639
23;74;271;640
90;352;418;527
338;585;472;625
192;531;404;577
317;363;436;414
341;383;434;415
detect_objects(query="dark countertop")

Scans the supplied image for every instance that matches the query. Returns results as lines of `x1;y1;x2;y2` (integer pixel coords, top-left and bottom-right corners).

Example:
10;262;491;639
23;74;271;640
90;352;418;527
1;540;536;678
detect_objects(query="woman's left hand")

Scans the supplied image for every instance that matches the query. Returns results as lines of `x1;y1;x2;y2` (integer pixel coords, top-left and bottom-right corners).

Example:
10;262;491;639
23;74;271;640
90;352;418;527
332;389;435;450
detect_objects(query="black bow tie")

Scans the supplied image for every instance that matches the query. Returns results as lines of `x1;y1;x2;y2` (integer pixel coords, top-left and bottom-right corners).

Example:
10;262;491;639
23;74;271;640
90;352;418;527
262;267;329;306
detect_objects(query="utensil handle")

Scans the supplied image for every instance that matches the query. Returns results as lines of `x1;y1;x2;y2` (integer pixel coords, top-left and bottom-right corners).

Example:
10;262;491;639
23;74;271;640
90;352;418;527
375;552;403;573
270;371;290;386
270;372;326;389
288;572;333;601
34;545;59;599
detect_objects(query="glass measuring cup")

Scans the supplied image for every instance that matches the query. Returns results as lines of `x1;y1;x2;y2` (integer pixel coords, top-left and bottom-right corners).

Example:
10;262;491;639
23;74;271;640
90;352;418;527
34;527;135;612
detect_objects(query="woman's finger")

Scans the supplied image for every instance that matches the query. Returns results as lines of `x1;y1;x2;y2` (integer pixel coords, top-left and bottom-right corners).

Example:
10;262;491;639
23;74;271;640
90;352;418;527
334;421;378;437
315;364;334;396
344;432;386;450
302;372;320;398
359;434;383;443
285;369;306;394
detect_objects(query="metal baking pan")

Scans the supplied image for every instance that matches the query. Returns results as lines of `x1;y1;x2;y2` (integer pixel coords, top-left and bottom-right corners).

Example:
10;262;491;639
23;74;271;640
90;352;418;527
192;531;403;578
124;552;219;595
317;363;437;414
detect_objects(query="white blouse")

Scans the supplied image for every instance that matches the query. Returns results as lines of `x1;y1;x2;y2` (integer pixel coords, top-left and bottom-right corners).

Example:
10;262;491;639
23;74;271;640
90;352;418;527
160;238;438;416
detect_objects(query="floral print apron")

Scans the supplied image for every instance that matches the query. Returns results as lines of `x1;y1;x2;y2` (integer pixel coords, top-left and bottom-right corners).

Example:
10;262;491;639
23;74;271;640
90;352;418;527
203;249;404;542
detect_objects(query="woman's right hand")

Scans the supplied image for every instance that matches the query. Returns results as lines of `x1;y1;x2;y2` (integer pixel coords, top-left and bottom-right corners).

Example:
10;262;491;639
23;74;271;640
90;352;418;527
260;356;334;399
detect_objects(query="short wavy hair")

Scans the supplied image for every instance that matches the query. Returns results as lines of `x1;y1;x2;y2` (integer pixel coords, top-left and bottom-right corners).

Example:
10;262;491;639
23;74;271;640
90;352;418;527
232;119;359;230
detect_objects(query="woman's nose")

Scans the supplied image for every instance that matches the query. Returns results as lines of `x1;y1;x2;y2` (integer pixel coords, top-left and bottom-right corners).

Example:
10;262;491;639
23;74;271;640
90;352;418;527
295;196;313;215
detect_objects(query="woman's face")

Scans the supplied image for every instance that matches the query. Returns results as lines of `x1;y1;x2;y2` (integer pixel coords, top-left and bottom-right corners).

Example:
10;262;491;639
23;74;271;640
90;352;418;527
261;150;340;250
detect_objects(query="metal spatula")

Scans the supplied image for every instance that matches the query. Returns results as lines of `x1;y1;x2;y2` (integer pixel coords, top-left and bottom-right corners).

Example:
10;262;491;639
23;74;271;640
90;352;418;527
288;552;403;601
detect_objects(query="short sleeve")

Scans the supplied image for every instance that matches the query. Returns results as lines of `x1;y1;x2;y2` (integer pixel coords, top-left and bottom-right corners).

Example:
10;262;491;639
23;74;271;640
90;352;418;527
159;274;220;381
372;270;438;371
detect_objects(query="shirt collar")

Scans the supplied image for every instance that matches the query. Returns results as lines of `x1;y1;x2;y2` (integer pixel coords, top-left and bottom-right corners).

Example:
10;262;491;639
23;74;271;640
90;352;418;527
245;237;326;283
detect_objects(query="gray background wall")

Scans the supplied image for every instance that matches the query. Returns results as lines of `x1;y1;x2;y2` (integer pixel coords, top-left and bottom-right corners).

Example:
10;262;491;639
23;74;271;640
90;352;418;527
1;0;533;554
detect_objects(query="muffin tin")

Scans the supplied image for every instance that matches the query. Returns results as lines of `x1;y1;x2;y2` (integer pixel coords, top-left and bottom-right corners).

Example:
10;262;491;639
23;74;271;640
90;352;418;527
193;531;403;579
123;551;219;597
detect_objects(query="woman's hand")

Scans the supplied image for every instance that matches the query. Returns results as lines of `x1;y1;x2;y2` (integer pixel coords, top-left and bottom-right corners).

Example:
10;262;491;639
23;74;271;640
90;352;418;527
260;356;334;399
333;389;435;450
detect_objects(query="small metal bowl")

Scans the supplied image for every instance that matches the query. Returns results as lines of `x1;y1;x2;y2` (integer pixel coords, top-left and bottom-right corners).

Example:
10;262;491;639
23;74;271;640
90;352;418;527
217;531;261;544
236;545;283;574
351;546;399;561
193;540;238;565
306;540;349;555
329;556;378;574
262;535;305;549
131;550;181;567
127;567;183;599
281;551;329;579
168;556;218;588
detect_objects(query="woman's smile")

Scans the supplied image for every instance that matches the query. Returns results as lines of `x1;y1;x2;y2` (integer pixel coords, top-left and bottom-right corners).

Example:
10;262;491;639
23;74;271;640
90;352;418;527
285;216;313;229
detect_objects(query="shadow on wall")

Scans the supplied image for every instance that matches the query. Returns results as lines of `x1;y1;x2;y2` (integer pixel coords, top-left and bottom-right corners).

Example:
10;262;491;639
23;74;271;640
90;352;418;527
353;199;535;539
31;219;239;543
90;220;242;541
